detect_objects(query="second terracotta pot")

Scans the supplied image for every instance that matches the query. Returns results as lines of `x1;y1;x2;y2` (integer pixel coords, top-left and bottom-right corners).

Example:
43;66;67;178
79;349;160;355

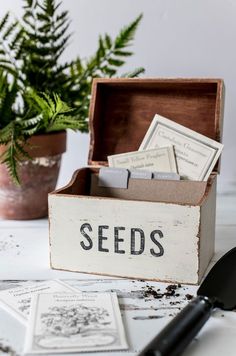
0;131;67;220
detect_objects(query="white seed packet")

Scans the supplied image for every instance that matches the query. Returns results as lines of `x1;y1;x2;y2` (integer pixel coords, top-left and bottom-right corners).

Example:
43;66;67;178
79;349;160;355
140;114;224;181
108;146;177;173
0;280;79;325
24;292;128;354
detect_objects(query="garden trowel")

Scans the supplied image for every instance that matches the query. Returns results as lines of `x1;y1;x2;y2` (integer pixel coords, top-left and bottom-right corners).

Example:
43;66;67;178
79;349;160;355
139;247;236;356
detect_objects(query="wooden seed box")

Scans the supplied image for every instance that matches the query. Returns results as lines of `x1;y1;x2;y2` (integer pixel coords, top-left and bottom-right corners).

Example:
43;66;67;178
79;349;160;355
49;78;224;284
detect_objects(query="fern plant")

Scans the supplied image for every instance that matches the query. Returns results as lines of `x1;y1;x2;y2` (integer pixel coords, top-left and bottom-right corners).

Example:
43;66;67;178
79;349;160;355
0;76;82;183
0;0;144;183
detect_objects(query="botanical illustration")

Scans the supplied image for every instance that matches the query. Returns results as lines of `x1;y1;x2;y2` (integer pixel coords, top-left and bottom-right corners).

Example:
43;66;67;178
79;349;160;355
18;297;31;315
34;304;118;349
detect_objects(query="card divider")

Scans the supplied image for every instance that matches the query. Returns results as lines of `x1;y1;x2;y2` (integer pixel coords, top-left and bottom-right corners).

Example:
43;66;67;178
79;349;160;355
53;167;214;206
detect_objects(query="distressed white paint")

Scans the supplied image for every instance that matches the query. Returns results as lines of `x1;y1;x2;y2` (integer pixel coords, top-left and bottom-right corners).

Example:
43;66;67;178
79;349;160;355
49;196;200;284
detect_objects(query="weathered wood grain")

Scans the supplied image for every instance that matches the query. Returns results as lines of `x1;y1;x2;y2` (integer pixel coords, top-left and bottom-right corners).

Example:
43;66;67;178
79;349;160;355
88;78;224;172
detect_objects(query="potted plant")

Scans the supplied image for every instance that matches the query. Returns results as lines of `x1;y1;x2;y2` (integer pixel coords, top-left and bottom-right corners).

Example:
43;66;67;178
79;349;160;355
0;0;144;219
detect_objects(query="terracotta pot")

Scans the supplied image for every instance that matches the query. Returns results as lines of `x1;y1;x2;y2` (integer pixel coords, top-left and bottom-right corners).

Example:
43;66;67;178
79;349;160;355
0;131;67;220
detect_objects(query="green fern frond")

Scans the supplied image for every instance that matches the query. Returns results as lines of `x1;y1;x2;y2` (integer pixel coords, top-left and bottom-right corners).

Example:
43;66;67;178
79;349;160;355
0;122;27;184
0;75;18;128
23;0;34;8
0;13;10;33
107;58;125;67
114;14;143;49
121;67;145;78
0;64;18;77
1;146;20;184
18;114;43;128
1;138;31;185
14;139;32;160
104;34;112;49
0;122;14;144
113;50;133;57
0;70;8;98
25;91;84;133
3;21;18;41
20;126;39;136
53;93;73;114
46;114;87;132
10;30;24;51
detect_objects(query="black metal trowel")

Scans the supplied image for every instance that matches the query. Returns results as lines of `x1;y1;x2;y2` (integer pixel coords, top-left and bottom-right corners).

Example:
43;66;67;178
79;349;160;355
139;247;236;356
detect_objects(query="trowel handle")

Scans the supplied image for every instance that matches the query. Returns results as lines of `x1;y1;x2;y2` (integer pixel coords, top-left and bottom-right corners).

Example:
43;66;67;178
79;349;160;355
138;295;213;356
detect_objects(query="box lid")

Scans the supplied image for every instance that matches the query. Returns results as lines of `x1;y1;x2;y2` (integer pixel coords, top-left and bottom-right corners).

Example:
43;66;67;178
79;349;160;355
88;78;224;173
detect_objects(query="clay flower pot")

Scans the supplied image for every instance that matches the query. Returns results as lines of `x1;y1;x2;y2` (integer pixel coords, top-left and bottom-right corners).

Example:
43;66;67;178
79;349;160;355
0;131;66;220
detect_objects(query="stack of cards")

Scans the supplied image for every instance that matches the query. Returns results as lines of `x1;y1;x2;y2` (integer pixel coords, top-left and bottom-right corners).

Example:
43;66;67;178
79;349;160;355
0;280;128;354
108;114;224;181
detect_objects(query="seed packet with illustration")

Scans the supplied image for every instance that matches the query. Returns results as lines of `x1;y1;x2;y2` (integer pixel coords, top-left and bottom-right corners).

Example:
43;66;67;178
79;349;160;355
24;292;128;354
0;280;78;325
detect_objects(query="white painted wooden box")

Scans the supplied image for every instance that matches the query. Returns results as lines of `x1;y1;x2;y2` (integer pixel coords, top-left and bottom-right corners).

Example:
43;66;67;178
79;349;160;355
49;78;224;284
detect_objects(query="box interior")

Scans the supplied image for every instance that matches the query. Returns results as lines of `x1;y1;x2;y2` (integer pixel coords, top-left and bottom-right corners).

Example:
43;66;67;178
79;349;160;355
54;168;216;206
89;79;223;174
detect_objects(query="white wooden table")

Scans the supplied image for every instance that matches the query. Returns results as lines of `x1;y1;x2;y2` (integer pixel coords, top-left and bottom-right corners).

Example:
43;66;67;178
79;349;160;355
0;189;235;356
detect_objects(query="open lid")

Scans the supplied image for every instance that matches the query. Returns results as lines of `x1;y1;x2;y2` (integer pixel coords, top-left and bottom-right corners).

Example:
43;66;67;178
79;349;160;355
88;78;224;173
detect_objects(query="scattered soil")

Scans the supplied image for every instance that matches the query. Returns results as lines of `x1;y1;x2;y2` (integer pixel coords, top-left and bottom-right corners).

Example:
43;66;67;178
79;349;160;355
133;315;163;320
0;235;20;256
185;293;194;300
0;342;16;355
143;283;182;300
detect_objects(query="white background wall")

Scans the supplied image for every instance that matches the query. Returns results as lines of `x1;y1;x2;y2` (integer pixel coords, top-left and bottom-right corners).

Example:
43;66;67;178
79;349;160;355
1;0;236;191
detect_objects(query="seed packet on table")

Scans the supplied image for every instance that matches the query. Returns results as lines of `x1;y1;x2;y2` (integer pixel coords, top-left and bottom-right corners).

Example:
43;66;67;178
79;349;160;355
24;292;128;354
108;146;177;173
139;114;224;181
0;280;78;325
